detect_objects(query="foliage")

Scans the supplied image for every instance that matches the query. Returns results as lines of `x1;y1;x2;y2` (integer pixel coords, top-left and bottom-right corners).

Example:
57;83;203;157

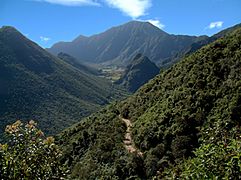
0;120;68;180
162;127;241;179
58;27;241;179
57;104;146;179
120;27;241;174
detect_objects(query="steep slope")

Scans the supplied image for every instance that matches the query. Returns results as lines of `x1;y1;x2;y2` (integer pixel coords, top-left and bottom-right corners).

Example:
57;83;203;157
187;22;241;55
57;52;100;76
48;21;205;66
161;23;241;68
58;27;241;179
0;26;127;141
115;54;159;92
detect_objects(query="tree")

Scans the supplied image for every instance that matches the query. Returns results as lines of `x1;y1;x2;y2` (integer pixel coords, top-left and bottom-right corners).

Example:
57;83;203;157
0;120;68;179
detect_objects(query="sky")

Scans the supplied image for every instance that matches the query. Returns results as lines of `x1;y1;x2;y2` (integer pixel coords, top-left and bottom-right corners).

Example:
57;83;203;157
0;0;241;48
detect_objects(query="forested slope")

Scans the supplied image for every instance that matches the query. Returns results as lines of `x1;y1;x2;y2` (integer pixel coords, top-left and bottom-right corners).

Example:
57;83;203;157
58;27;241;179
0;26;127;141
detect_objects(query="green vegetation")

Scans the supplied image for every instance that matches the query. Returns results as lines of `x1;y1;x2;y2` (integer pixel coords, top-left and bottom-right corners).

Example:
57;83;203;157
57;104;145;179
115;54;160;92
162;22;241;69
0;120;68;179
162;127;241;179
0;26;128;141
58;27;241;179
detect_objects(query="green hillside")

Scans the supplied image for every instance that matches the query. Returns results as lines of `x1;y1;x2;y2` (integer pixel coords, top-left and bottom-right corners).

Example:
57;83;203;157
115;54;160;92
58;27;241;179
0;26;127;141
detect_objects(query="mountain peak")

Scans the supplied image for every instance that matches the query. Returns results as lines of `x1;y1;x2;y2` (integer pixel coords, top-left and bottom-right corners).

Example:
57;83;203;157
123;20;167;34
131;53;153;65
73;34;88;43
0;26;54;74
48;21;202;65
0;25;28;43
0;26;25;38
133;53;143;60
116;54;159;92
119;20;167;34
0;26;18;32
124;20;155;26
125;20;150;26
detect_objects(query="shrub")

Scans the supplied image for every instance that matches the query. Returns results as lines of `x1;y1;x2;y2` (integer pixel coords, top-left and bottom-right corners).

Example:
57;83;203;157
162;127;241;179
178;127;241;179
0;120;68;180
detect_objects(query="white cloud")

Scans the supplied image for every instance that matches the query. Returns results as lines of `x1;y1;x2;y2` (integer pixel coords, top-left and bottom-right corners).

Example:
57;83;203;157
34;0;100;6
104;0;152;19
40;36;51;42
137;19;165;29
146;19;165;29
208;21;223;29
32;0;155;19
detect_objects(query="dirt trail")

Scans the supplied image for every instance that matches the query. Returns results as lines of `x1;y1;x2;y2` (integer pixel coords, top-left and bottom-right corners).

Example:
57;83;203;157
120;116;143;157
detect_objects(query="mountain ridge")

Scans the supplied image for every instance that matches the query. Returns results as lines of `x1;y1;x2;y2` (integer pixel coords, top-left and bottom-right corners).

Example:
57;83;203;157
0;26;127;141
115;54;160;92
57;52;100;76
47;21;206;66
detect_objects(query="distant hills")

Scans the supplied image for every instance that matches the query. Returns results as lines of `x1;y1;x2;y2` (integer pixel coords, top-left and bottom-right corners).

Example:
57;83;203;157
188;22;241;53
48;21;241;69
115;54;159;92
0;26;127;140
164;22;241;68
58;26;241;179
47;21;207;66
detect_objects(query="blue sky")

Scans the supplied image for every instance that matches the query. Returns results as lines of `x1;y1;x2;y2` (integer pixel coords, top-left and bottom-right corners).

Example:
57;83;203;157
0;0;240;47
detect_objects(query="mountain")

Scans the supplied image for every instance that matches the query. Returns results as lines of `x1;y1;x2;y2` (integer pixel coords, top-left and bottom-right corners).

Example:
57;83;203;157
161;23;241;68
187;22;241;55
47;21;206;66
57;52;100;76
115;54;159;92
0;26;127;141
57;27;241;179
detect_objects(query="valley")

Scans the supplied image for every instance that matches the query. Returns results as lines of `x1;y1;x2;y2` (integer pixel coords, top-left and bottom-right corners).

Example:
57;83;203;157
57;26;241;179
98;66;124;82
0;26;128;141
0;2;240;178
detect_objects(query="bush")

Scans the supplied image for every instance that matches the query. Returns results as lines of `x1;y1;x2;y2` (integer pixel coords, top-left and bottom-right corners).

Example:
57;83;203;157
162;127;241;179
0;120;68;180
